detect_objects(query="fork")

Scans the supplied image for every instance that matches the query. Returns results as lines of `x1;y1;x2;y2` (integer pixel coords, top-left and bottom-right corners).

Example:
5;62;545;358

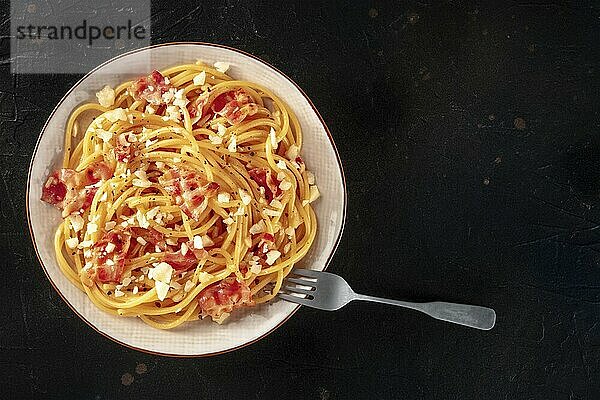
279;269;496;330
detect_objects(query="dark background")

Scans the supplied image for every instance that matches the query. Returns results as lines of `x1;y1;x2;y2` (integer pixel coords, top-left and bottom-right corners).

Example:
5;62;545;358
1;1;599;399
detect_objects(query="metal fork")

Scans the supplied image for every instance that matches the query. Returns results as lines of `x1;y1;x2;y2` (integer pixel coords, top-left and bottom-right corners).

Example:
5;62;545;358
279;269;496;330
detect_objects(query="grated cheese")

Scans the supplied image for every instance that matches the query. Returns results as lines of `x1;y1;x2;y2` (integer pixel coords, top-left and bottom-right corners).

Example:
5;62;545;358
249;220;266;234
95;85;115;107
269;127;278;149
214;61;230;73
193;71;206;86
227;134;237;153
66;237;79;249
217;192;231;203
265;250;281;265
238;189;251;205
279;180;292;191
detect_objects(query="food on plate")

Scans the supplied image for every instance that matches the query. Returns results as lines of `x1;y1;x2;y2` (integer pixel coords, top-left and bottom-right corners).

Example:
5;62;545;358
41;61;320;329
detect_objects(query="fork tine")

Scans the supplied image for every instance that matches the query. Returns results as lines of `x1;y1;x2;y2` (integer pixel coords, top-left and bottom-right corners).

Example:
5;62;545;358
278;293;313;306
283;285;315;296
284;277;316;287
292;268;320;278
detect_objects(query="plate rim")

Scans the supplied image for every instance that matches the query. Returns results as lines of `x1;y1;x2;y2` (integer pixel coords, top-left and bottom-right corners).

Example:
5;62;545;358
26;41;347;357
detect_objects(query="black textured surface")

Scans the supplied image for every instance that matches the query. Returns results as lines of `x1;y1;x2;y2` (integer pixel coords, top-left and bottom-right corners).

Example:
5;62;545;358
2;1;600;399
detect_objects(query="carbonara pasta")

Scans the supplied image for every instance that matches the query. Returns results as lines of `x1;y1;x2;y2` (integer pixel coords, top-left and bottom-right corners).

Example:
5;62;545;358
41;61;320;329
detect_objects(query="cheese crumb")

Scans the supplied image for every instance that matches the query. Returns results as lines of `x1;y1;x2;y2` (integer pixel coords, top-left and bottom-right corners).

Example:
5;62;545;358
97;129;113;143
105;108;128;122
269;127;278;149
302;185;321;206
96;85;115;107
181;242;189;256
216;123;227;136
105;242;116;253
285;144;300;160
250;263;261;274
263;208;281;217
197;271;214;283
209;134;223;145
279;180;292;191
193;71;206;86
309;185;320;202
114;289;125;297
276;160;287;170
132;178;151;188
146;206;160;220
145;105;156;114
227;134;237;153
193;235;203;249
223;217;234;225
70;214;84;232
217;192;231;203
214;61;230;73
66;237;79;249
87;222;98;234
136;209;150;228
265;250;281;265
149;262;173;283
132;286;139;294
136;236;147;246
239;189;251;205
249;220;266;234
202;235;214;247
270;199;283;209
232;206;243;216
154;281;169;301
184;280;194;292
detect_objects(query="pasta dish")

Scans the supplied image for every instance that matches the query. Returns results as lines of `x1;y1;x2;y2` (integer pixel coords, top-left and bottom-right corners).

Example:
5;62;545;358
40;61;320;329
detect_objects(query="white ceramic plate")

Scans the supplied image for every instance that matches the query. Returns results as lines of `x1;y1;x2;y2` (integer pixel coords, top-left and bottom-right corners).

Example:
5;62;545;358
27;43;346;356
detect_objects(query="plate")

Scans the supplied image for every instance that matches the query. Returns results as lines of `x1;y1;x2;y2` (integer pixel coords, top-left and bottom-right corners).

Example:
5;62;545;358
27;43;347;356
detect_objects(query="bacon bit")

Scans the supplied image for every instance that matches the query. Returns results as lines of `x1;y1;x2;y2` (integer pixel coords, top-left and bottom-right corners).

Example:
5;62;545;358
188;91;210;121
197;277;253;321
128;70;174;105
261;233;275;242
210;89;257;125
114;142;133;162
129;227;164;248
295;156;306;173
248;167;282;202
158;168;219;220
41;171;67;205
239;261;249;275
163;248;201;271
41;161;114;217
85;161;113;184
84;229;132;284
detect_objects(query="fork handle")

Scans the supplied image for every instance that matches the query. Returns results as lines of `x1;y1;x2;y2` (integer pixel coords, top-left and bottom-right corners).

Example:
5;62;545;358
354;295;496;330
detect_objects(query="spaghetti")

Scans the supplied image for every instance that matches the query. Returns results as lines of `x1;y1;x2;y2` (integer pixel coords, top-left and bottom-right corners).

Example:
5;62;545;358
41;61;320;329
